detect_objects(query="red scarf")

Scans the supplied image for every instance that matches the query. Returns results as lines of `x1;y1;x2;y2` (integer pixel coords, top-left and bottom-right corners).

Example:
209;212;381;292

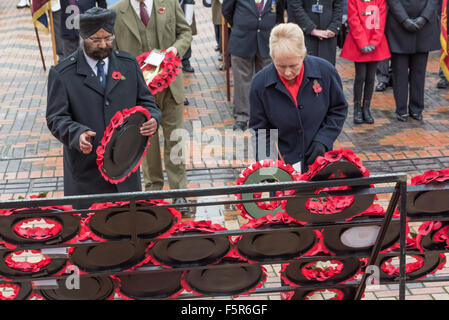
277;63;305;107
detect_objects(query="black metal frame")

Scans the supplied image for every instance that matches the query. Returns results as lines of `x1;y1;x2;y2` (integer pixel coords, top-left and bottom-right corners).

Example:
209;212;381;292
0;172;442;300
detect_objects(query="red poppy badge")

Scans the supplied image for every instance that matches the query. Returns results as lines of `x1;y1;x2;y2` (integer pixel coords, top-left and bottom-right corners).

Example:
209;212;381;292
112;71;126;80
313;79;322;96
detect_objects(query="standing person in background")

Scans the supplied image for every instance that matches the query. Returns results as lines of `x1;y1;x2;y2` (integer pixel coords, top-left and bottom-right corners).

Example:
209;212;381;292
222;0;280;131
60;0;108;58
51;0;65;62
288;0;343;65
179;0;196;73
340;0;390;124
385;0;440;122
112;0;192;206
374;58;392;92
212;0;223;61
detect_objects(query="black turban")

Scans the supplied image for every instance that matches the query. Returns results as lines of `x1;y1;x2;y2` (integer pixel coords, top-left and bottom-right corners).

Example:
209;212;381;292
79;7;116;39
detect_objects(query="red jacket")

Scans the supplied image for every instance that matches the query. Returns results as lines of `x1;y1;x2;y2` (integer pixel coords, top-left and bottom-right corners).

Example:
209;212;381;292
340;0;391;62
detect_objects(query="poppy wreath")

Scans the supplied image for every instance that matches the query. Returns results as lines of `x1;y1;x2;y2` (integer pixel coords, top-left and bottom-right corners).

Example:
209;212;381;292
96;106;152;184
136;50;182;95
280;257;363;287
414;221;449;253
378;252;446;282
283;149;375;223
235;159;301;220
147;220;233;268
407;168;449;216
0;283;21;300
4;250;51;272
233;211;320;263
0;193;78;249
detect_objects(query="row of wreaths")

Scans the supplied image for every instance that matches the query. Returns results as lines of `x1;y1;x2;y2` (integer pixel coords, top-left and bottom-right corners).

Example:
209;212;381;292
0;149;448;300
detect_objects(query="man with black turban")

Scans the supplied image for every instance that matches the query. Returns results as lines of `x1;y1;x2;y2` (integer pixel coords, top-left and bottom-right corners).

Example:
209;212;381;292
46;7;162;200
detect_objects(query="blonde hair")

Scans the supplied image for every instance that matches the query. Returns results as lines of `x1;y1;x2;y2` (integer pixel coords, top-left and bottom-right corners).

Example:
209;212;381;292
269;23;307;59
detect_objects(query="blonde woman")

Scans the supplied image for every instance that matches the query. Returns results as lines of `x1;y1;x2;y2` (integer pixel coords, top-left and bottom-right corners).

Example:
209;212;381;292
249;23;348;173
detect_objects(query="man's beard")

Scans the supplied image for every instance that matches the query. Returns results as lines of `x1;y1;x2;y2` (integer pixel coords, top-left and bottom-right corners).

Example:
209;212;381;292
83;41;113;60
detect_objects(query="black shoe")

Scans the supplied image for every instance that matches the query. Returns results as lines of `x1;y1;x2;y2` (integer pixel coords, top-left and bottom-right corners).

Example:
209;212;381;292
410;113;423;121
217;64;223;71
353;103;363;124
214;45;220;52
437;78;449;89
16;0;30;8
375;82;388;92
362;100;374;124
218;53;223;62
184;98;189;106
182;63;195;73
233;121;247;131
396;114;408;122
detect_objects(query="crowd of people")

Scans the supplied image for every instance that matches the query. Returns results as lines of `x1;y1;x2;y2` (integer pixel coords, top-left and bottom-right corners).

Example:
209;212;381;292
12;0;445;205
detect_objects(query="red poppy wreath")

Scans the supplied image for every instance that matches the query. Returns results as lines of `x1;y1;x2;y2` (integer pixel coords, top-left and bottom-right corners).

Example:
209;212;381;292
136;49;182;95
96;106;152;184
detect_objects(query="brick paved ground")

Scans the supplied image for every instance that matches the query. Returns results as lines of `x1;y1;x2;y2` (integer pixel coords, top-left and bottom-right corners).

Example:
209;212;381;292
2;0;449;300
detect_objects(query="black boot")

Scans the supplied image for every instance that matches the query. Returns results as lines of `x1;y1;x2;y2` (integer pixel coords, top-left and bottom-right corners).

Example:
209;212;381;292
353;102;363;124
362;100;374;124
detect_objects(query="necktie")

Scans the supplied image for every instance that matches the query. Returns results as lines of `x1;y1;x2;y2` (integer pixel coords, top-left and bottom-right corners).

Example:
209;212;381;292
255;0;263;14
140;1;149;27
97;60;106;88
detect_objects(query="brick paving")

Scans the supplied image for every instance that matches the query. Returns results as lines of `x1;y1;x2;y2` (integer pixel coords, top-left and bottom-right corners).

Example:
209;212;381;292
1;0;449;300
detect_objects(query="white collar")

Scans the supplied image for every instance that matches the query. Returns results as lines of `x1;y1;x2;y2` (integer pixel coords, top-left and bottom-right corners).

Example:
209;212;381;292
83;51;109;76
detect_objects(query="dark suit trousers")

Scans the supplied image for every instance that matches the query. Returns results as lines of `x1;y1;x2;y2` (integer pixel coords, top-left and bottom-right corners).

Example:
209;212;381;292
391;52;429;116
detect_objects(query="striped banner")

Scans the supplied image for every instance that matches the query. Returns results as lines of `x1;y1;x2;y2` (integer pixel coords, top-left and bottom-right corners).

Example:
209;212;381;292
31;0;50;34
441;0;449;81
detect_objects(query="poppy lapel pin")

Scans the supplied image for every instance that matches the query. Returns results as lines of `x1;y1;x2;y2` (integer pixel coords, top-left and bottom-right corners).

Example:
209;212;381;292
158;7;165;14
112;71;126;80
313;79;322;96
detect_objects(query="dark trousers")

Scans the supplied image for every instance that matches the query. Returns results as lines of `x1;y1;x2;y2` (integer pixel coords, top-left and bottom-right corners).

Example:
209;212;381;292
214;24;222;52
391;52;429;116
182;46;192;66
354;61;377;104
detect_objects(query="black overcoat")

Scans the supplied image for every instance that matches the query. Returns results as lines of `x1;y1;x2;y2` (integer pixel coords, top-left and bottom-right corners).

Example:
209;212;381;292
249;55;348;172
287;0;343;65
222;0;279;59
46;49;161;197
385;0;440;54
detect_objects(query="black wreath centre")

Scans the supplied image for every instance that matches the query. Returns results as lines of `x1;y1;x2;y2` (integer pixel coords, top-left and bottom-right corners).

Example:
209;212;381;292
150;230;231;268
236;223;317;262
70;241;147;273
39;276;117;300
184;261;265;296
88;204;176;240
118;271;183;299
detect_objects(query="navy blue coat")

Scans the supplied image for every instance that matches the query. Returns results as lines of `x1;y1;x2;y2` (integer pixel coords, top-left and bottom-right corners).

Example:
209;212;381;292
222;0;279;59
46;49;161;197
249;55;348;171
60;0;108;40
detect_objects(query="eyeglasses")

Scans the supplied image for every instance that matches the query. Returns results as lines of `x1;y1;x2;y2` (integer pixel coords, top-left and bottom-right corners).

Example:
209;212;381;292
87;35;115;45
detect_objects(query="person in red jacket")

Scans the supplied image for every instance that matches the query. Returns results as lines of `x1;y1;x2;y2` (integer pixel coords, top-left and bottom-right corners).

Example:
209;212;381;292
340;0;390;124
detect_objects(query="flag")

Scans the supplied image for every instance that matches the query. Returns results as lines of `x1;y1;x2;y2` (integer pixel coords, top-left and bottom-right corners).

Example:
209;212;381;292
441;0;449;81
31;0;50;35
